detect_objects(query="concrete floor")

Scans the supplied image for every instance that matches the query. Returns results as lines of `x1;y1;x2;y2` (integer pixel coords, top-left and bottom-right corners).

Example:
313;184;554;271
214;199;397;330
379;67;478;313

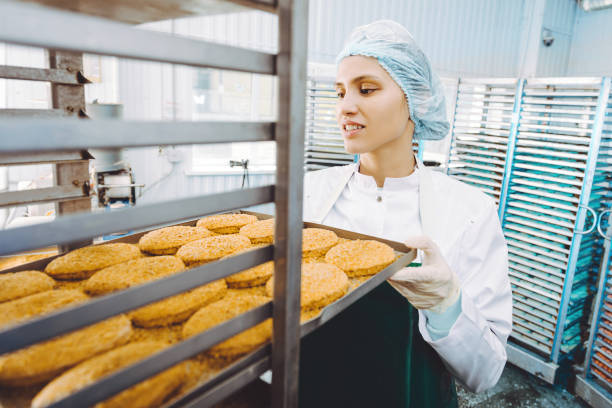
215;363;593;408
457;364;589;408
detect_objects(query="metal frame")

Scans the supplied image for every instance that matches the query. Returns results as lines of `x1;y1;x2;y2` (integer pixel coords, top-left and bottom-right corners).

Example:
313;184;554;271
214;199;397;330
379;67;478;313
551;77;611;363
446;76;612;383
305;78;354;170
506;343;558;383
577;82;612;405
576;376;612;408
0;1;309;406
0;2;276;75
270;0;308;405
498;78;525;222
584;218;612;382
445;77;518;206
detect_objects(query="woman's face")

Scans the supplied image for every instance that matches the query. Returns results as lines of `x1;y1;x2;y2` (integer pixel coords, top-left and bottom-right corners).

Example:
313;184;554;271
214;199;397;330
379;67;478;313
335;55;413;154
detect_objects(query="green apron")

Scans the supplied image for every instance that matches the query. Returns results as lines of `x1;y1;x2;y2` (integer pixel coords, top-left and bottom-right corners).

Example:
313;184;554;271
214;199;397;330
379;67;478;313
299;277;458;408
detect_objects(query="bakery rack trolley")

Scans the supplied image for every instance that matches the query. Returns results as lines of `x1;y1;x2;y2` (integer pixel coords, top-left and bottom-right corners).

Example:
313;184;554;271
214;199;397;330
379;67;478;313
0;22;93;253
575;85;612;408
446;76;612;384
0;0;308;407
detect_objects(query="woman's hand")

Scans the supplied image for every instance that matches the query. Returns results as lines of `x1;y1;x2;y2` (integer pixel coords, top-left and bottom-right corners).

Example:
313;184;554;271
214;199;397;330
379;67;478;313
388;236;461;313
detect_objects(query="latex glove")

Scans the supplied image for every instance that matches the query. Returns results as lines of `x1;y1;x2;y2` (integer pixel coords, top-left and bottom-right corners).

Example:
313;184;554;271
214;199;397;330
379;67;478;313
388;236;461;313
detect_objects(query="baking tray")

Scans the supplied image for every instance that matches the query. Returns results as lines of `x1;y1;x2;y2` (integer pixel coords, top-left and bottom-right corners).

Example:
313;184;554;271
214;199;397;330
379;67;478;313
0;210;416;408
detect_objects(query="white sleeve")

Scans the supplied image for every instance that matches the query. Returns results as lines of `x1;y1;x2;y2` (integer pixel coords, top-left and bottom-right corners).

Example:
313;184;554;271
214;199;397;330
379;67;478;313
417;200;513;393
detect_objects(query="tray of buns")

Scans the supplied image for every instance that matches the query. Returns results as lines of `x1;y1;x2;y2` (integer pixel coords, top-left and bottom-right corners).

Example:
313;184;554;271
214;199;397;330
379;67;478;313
0;211;415;408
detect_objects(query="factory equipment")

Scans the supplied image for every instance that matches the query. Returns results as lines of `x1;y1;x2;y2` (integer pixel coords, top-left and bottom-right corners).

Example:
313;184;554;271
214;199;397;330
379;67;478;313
0;0;308;407
229;159;250;188
446;76;612;384
86;102;141;208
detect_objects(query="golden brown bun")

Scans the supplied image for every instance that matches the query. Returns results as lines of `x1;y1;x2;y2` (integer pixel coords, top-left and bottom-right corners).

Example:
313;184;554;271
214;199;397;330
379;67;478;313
84;256;185;296
31;341;187;408
265;262;349;311
325;240;395;277
0;271;55;303
0;315;132;386
196;213;258;234
176;235;251;266
138;226;213;255
44;243;141;280
129;279;227;327
302;228;339;258
0;289;88;329
182;293;271;359
239;218;274;244
222;244;273;289
226;262;273;289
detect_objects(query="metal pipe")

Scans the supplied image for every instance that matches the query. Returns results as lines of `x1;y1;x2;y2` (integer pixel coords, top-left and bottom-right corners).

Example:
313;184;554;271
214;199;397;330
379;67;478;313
0;2;276;75
0;120;275;153
271;0;308;406
0;185;274;255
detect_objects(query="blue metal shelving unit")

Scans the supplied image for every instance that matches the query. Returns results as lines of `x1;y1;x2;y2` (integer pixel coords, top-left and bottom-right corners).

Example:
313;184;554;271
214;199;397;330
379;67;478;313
576;81;612;408
447;76;612;384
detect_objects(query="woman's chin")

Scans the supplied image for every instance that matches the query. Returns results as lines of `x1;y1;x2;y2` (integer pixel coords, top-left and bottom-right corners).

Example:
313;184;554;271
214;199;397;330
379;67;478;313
344;141;368;155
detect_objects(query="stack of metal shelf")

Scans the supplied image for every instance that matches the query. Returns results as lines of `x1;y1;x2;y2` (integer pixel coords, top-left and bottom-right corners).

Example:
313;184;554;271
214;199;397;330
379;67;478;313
0;0;307;407
501;78;610;370
305;78;354;170
446;78;519;206
0;49;93;250
446;76;612;384
575;83;612;408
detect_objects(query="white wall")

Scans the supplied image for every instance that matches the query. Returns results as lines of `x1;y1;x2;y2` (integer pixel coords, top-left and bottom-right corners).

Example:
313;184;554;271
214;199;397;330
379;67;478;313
308;0;527;77
536;0;577;77
567;6;612;76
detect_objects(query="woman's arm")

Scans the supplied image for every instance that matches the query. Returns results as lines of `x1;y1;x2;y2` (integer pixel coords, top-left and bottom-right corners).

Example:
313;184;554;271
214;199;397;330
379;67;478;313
417;201;513;392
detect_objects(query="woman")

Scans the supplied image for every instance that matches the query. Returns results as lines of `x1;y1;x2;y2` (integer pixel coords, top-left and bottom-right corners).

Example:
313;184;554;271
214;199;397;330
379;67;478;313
300;20;512;407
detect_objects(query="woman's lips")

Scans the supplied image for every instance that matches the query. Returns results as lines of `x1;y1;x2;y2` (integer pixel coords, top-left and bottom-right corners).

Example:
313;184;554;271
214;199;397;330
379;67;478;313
343;127;365;139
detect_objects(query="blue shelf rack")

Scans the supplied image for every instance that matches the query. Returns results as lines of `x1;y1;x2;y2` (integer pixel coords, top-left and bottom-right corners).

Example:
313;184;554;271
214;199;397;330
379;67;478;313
447;76;612;384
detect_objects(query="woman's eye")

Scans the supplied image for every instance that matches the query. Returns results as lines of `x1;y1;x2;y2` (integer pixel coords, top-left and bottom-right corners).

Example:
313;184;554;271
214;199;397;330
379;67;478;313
336;91;345;98
360;88;376;95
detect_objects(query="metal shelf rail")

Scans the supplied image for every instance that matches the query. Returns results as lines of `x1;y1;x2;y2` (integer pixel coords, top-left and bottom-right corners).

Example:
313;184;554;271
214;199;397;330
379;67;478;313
0;0;307;407
445;77;519;206
0;49;93;251
576;84;612;408
446;76;612;384
305;78;355;170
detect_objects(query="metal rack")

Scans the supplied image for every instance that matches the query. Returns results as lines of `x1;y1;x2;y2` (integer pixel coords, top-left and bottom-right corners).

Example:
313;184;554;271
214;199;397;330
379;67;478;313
305;78;354;170
446;77;519;206
0;49;93;251
576;84;612;408
447;76;612;384
0;0;307;407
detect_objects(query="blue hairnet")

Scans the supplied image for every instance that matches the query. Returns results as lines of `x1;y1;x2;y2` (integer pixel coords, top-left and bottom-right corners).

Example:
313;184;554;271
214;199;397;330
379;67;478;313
336;20;449;141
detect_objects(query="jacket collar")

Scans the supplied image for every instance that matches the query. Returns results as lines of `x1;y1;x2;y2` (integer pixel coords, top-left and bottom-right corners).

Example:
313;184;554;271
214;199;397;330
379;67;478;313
312;157;451;245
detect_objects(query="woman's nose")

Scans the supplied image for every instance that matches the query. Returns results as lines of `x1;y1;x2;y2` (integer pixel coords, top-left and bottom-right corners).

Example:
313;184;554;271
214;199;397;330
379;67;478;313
337;92;358;117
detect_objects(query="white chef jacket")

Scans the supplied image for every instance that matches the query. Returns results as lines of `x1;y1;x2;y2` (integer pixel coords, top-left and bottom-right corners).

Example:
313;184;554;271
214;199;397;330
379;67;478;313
323;166;422;242
324;165;461;341
303;161;513;393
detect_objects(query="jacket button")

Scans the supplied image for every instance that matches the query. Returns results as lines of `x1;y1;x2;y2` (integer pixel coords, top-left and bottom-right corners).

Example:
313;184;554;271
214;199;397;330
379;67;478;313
376;196;382;202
